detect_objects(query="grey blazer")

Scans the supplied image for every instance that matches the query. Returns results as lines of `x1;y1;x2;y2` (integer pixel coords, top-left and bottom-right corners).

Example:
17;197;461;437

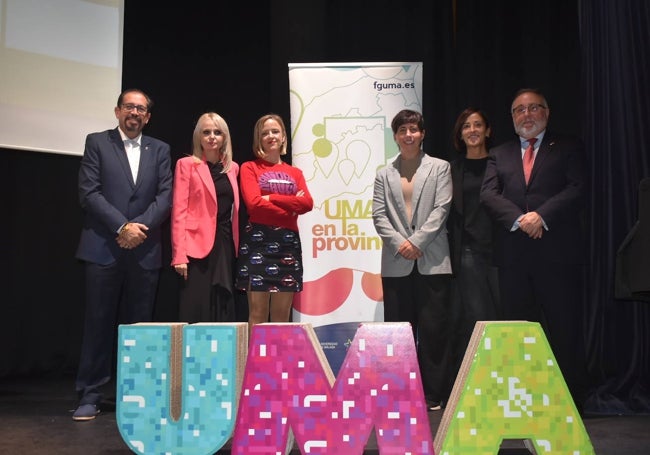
372;152;452;277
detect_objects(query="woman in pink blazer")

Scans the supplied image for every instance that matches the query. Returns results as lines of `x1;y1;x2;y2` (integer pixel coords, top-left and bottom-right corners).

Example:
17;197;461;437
171;112;240;322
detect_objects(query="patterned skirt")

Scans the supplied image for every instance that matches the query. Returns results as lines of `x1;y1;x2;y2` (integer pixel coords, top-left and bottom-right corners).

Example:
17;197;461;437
235;222;303;292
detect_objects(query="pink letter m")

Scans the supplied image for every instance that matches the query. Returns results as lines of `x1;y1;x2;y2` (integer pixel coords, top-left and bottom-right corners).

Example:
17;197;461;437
231;322;434;454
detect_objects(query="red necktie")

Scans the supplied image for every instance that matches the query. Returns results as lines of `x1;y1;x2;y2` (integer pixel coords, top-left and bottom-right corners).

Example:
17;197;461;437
523;138;537;184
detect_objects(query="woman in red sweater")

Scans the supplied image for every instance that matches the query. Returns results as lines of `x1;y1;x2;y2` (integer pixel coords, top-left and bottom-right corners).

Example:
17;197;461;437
235;114;313;332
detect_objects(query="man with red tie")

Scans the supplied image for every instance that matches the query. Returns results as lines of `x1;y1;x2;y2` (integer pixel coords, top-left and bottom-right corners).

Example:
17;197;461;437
480;88;589;409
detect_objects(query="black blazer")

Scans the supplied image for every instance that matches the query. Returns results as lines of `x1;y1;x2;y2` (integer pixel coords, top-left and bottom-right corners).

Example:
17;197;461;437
76;128;173;269
480;131;587;266
448;156;494;273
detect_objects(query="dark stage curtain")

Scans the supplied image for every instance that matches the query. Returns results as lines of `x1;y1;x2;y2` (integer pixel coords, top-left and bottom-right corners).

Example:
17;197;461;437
579;0;650;414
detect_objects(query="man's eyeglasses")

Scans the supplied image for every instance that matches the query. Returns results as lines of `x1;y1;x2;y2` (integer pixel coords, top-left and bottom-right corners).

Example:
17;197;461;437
121;103;148;114
512;103;547;116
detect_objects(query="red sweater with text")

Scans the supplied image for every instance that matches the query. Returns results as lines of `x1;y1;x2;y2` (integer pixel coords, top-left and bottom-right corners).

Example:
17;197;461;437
239;159;313;232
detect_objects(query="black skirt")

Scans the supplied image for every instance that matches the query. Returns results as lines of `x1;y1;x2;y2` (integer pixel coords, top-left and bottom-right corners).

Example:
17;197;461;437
179;222;235;322
235;222;303;292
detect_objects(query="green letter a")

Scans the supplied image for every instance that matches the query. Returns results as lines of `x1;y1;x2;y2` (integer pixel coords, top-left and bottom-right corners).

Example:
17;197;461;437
435;321;594;454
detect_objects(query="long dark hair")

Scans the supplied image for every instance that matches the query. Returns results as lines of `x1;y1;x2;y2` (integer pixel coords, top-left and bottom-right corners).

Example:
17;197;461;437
451;107;492;153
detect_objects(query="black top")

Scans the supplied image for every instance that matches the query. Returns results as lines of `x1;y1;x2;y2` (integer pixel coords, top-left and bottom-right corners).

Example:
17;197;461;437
448;156;494;271
461;157;492;253
208;161;233;232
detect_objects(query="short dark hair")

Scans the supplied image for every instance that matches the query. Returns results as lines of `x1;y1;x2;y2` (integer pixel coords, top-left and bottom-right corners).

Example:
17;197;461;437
117;88;154;112
391;109;424;134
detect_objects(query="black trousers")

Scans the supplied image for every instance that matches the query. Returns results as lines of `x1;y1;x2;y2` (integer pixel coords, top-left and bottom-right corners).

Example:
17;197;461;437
382;267;452;404
498;260;589;407
75;257;159;405
449;247;500;378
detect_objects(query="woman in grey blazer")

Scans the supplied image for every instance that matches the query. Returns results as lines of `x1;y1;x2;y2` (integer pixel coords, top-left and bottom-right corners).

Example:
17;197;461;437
372;109;453;410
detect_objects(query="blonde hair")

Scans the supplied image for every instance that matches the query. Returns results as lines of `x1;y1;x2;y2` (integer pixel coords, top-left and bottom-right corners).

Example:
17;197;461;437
252;113;287;158
192;112;233;172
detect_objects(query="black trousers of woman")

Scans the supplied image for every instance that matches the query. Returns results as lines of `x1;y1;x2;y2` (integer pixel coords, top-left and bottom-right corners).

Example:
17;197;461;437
449;246;500;380
382;267;452;407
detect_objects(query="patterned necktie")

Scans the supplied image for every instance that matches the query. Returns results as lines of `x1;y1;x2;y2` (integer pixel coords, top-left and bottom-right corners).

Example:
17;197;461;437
523;138;537;184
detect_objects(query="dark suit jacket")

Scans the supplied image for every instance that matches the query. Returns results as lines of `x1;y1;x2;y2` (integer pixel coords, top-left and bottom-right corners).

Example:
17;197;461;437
76;128;173;270
480;131;587;266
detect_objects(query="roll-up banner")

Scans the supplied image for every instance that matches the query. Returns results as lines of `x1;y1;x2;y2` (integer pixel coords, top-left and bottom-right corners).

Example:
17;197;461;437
288;62;423;372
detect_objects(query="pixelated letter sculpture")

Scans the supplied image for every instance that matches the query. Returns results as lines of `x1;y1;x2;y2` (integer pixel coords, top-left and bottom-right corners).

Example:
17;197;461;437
116;323;247;454
231;322;434;454
435;321;594;455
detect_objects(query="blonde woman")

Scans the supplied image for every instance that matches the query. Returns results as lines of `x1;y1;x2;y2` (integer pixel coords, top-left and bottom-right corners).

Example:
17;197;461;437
235;114;313;332
171;112;240;322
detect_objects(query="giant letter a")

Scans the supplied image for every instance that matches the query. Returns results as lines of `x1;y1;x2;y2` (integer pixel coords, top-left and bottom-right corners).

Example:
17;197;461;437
435;321;594;454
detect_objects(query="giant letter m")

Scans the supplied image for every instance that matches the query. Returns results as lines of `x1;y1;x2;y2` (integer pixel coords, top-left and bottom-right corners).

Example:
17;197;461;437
231;322;433;454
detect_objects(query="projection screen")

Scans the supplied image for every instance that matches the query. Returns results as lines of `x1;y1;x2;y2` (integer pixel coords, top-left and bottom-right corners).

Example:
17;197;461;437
0;0;123;156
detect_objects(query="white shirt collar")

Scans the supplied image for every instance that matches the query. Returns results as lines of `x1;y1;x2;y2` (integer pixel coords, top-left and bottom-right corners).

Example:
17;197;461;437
118;128;142;146
520;131;545;148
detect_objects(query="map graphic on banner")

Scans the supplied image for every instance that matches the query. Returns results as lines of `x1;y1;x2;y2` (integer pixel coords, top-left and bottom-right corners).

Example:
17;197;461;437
288;62;422;370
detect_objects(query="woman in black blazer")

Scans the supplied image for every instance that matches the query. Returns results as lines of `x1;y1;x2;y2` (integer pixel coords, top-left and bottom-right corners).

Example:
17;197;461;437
447;107;500;378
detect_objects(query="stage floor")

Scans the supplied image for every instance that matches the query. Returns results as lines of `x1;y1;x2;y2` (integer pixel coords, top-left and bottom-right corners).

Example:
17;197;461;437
0;376;647;454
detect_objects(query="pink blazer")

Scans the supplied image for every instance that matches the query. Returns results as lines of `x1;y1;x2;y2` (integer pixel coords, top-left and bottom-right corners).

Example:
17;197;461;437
171;155;240;265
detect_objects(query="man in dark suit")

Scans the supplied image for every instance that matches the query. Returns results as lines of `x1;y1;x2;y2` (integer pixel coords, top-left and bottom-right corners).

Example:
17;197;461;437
73;88;172;420
480;88;588;408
